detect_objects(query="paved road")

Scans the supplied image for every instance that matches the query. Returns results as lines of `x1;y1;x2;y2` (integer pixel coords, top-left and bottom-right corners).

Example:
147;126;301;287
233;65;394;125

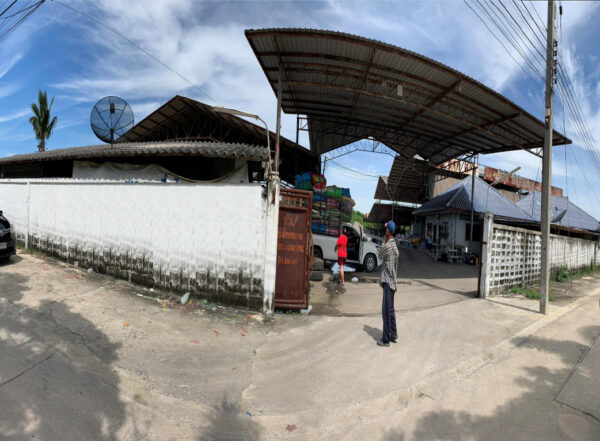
1;251;599;440
312;245;478;316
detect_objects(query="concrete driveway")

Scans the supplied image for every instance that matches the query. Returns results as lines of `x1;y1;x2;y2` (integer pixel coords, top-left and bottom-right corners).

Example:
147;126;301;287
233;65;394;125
311;245;478;316
2;250;599;440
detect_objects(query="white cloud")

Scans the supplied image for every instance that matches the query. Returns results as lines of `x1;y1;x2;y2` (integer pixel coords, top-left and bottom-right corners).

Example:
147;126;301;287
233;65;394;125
0;108;29;123
0;53;22;79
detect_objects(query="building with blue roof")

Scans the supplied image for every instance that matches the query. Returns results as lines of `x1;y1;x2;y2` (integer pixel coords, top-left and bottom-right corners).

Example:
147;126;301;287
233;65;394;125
516;192;600;234
412;176;537;256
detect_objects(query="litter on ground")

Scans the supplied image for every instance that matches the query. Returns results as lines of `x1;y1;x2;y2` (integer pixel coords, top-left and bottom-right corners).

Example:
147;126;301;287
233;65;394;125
181;292;190;305
331;263;355;273
299;305;312;315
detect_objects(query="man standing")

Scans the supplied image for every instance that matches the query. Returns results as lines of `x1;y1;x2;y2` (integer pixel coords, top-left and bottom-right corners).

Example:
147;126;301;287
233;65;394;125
377;220;399;347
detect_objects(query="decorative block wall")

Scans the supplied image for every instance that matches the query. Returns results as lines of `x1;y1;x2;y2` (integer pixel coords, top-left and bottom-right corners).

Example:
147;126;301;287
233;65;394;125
487;223;597;294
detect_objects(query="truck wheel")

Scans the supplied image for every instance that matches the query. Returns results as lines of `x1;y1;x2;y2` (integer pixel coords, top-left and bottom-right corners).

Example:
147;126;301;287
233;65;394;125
312;257;324;272
314;247;323;260
310;270;324;281
363;254;377;273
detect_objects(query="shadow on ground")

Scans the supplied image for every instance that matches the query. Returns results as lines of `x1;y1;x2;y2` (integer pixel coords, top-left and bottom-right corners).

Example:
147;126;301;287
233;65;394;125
0;262;127;440
196;395;262;441
381;325;600;441
363;324;381;343
0;254;23;268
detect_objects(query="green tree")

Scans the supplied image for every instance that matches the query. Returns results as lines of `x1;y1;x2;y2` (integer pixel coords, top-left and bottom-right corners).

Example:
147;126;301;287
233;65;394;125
29;90;57;152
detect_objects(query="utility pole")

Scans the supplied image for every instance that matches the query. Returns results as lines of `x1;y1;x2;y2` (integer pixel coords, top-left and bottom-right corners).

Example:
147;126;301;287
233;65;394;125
540;0;557;315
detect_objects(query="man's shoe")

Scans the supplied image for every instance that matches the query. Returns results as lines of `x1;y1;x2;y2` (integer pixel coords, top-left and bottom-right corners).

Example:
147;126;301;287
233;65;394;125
377;340;390;347
390;337;397;343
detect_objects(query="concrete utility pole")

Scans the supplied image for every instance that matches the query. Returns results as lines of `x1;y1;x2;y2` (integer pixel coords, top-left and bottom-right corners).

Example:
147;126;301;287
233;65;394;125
540;0;557;315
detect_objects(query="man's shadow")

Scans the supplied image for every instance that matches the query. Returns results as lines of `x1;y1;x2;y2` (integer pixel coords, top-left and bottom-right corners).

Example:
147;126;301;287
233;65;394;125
363;324;381;342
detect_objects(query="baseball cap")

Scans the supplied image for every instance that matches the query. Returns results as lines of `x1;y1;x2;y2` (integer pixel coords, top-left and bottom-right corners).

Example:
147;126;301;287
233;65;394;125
385;220;395;234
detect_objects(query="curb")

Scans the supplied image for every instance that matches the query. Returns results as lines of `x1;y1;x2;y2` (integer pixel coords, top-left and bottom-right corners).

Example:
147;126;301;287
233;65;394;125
416;285;600;399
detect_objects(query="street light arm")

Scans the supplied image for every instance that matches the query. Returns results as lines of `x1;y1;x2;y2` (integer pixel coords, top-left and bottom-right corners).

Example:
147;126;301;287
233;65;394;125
491;166;521;187
212;106;272;174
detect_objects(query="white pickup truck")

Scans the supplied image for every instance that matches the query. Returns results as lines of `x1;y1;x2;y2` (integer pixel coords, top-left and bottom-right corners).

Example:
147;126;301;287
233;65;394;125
312;222;382;272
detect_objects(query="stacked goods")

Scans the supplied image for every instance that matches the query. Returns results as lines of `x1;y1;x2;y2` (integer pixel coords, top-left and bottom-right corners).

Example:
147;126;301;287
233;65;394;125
294;172;313;191
312;188;327;234
340;188;355;222
311;173;326;190
293;173;356;236
310;174;327;234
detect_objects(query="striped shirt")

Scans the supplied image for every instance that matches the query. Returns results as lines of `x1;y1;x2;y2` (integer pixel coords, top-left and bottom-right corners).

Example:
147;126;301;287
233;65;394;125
378;238;399;290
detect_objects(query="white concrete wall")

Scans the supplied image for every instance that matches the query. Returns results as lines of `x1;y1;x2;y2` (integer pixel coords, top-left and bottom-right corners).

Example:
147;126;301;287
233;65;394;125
485;223;598;295
0;179;276;310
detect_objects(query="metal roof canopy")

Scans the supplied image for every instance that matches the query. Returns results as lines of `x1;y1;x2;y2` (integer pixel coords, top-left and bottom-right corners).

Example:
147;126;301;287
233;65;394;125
374;156;468;204
246;28;570;164
366;202;414;225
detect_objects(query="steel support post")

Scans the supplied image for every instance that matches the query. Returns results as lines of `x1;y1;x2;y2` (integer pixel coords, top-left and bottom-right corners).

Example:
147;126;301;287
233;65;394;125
275;64;283;172
469;153;476;254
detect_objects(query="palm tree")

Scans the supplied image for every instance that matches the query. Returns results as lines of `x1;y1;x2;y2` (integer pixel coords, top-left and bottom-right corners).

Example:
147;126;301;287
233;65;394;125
29;90;58;152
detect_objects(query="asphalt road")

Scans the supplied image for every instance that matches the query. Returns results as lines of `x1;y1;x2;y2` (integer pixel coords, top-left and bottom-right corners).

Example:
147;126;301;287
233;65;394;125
1;251;599;440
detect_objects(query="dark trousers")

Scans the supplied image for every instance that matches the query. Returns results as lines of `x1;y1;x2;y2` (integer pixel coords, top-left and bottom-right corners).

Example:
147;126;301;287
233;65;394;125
381;283;397;344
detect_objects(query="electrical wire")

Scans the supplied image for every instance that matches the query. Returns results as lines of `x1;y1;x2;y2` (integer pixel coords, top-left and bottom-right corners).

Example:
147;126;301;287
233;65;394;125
328;160;381;178
469;0;545;86
53;0;217;104
0;0;44;42
464;0;543;89
467;0;600;209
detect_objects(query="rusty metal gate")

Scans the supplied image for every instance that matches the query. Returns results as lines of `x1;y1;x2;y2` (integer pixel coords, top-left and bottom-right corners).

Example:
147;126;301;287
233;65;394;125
275;188;312;309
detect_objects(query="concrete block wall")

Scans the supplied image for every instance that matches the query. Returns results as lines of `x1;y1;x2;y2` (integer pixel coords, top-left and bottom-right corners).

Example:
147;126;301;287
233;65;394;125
0;179;274;310
486;223;597;294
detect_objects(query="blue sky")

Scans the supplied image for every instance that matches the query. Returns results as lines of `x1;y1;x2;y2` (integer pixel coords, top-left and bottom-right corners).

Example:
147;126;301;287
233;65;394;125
0;0;599;216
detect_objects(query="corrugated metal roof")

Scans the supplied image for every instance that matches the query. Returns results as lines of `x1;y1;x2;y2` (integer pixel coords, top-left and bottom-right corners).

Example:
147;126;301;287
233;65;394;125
115;95;319;183
414;176;535;222
0;141;268;165
374;155;467;203
246;28;571;165
516;192;600;233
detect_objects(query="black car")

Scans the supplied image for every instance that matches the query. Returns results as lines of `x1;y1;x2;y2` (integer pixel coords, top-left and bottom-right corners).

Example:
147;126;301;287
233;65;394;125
0;210;16;260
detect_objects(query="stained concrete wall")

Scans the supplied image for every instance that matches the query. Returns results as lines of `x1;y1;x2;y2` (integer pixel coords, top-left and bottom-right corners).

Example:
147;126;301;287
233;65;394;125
0;179;278;311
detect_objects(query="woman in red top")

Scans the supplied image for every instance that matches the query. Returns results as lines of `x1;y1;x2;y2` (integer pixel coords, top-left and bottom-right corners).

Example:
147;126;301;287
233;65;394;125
335;227;348;285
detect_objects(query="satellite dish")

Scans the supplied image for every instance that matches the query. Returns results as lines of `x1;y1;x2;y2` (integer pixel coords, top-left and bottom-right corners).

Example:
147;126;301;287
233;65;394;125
90;96;134;144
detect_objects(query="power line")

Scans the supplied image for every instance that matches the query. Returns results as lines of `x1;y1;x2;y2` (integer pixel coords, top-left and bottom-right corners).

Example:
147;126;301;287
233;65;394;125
0;0;44;42
464;0;538;84
517;0;600;183
478;0;545;82
53;1;217;104
327;161;379;179
466;0;600;207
